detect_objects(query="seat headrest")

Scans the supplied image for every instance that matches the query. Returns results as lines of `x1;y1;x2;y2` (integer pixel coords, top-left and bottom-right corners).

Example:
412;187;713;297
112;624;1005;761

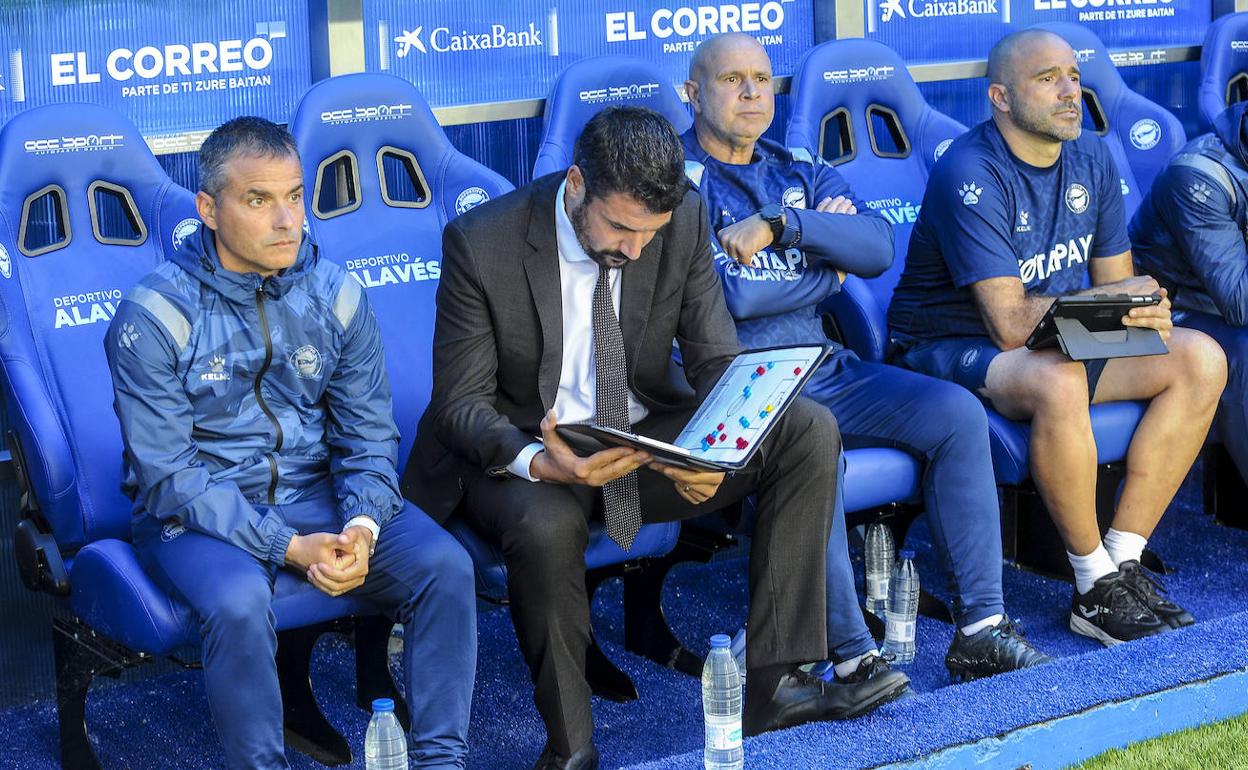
0;103;183;248
1199;13;1248;133
787;39;965;169
533;55;691;178
289;72;452;168
789;38;923;124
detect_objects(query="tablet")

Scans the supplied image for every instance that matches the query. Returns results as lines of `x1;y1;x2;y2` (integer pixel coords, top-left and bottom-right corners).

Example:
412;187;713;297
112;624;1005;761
1025;294;1168;361
556;344;832;472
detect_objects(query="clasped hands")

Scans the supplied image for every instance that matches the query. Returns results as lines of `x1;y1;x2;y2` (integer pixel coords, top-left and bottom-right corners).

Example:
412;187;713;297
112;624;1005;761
285;525;375;597
529;411;724;506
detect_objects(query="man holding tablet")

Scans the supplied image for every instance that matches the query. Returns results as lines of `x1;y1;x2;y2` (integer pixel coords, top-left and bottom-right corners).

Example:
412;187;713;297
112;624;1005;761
889;29;1226;645
409;107;905;770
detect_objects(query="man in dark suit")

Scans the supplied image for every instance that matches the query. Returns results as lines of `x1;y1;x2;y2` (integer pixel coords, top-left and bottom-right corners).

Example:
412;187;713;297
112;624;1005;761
406;106;907;770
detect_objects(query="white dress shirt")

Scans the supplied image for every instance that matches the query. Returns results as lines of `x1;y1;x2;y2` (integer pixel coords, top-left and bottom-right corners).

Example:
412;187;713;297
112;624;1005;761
507;180;650;481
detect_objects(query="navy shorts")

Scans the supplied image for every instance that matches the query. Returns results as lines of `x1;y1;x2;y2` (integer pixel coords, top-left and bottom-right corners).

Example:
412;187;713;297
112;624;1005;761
893;336;1108;401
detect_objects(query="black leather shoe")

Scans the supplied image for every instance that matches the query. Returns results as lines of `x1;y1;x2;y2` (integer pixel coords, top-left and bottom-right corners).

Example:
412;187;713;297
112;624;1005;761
530;741;599;770
743;656;909;737
1118;559;1195;629
945;615;1054;682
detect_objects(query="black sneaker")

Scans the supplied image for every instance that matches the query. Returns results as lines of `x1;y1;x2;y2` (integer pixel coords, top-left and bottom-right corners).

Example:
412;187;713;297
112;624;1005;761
945;616;1054;682
742;656;910;736
1069;572;1167;646
1118;559;1195;629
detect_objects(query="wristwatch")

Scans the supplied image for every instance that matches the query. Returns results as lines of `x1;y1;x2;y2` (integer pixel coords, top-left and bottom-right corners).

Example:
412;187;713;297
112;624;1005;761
758;203;800;249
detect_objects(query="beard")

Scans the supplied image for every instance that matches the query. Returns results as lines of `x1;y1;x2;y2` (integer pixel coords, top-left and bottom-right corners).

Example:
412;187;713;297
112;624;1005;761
570;199;629;269
1011;93;1082;143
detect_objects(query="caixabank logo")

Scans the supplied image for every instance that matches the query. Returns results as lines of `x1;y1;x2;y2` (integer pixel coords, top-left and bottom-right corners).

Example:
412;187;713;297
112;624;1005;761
870;0;1006;33
47;20;288;99
605;2;787;53
379;9;554;73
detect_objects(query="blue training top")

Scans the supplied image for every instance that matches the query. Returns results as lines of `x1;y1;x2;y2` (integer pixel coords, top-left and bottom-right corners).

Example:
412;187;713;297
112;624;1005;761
680;129;893;351
888;119;1131;342
1131;102;1248;326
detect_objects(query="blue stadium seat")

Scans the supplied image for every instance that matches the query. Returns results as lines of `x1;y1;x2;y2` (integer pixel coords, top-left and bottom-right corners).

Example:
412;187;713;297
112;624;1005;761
786;37;967;364
1035;22;1185;219
785;38;1148;578
288;72;682;701
1199;12;1248;134
1;103;392;767
532;55;691;179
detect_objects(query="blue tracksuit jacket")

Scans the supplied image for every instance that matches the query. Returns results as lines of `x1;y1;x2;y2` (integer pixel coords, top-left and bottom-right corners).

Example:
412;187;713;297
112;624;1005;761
1132;102;1248;324
105;225;402;565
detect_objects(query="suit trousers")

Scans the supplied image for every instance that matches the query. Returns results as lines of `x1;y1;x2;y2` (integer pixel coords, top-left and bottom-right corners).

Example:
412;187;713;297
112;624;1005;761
135;491;477;770
459;395;839;755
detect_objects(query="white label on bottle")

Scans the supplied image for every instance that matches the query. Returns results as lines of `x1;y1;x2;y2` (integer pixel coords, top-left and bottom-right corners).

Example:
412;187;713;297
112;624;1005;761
885;612;916;645
705;715;743;750
867;574;889;600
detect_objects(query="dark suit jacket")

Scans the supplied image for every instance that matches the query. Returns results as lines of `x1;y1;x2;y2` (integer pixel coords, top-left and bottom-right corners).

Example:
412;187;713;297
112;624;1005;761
403;172;741;522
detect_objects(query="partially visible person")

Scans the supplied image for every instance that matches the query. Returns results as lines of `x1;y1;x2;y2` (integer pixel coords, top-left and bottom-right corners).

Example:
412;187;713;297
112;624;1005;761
107;117;476;770
1131;101;1248;484
888;30;1226;646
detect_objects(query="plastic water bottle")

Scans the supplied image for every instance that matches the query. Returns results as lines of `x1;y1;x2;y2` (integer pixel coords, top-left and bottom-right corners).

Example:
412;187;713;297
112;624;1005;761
703;634;744;770
865;522;895;618
728;626;747;687
364;698;407;770
884;549;919;664
387;623;406;699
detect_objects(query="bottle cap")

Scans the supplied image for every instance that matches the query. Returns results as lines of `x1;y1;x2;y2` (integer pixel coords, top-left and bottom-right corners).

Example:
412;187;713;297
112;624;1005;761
900;549;916;560
372;698;395;713
709;634;731;649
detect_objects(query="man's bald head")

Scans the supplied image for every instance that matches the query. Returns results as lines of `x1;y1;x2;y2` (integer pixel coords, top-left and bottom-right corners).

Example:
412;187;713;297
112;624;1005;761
688;32;768;85
685;32;776;161
986;29;1071;90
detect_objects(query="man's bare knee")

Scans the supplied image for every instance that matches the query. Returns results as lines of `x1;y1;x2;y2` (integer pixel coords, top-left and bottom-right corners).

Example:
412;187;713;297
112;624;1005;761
1001;358;1089;420
1163;330;1228;407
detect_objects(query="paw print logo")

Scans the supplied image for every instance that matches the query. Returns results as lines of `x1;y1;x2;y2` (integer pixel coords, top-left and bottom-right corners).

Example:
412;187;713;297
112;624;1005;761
958;183;983;206
1188;181;1213;205
117;322;141;350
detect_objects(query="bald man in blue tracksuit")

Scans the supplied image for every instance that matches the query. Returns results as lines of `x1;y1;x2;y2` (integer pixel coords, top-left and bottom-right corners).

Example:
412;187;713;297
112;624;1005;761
682;33;1050;681
1131;102;1248;485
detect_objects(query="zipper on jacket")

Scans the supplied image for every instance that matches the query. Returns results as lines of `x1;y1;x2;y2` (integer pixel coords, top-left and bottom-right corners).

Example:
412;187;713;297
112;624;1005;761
254;286;284;504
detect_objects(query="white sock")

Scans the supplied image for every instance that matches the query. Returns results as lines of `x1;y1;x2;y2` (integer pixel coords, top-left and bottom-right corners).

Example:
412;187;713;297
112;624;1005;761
1068;544;1118;594
833;650;877;679
960;613;1004;637
1103;528;1147;568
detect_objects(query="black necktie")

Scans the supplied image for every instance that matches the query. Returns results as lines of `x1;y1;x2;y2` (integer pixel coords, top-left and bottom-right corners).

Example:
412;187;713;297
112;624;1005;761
592;264;641;550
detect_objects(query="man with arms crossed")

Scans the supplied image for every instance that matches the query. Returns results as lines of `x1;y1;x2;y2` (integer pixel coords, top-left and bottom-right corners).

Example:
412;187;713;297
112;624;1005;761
888;30;1226;645
107;117;476;769
407;107;901;770
682;32;1051;681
